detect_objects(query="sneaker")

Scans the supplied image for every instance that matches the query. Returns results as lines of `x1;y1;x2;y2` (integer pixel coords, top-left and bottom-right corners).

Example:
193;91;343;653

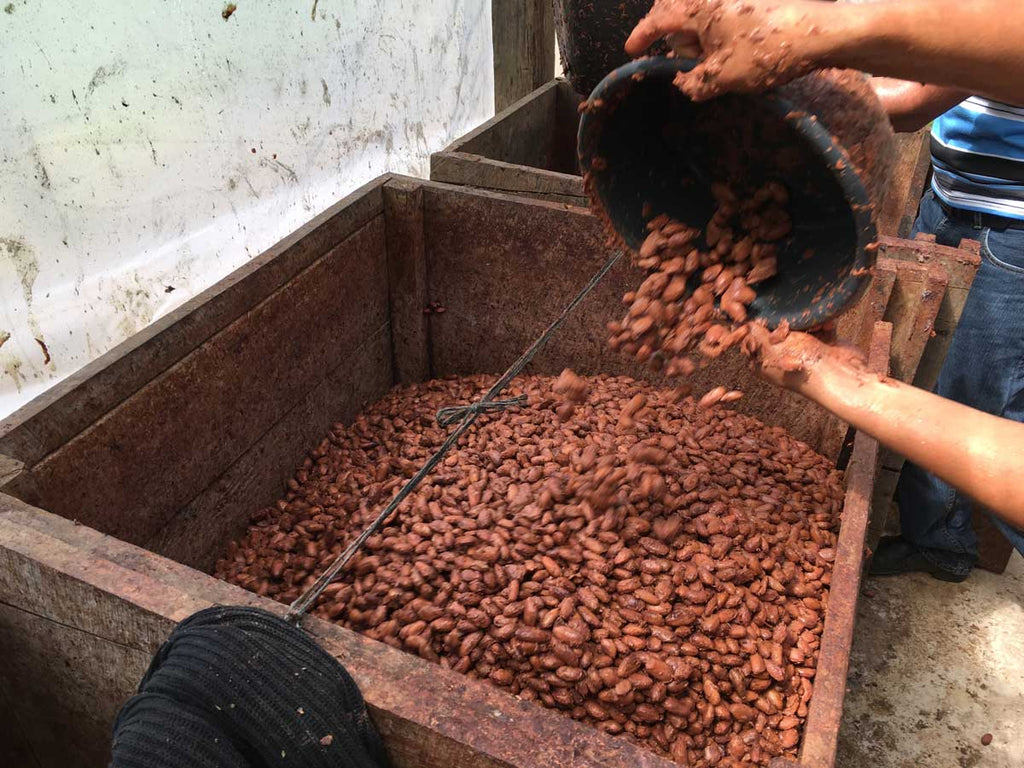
867;535;969;583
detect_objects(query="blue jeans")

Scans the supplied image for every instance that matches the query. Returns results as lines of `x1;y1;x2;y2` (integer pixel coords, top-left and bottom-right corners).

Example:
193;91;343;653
896;189;1024;575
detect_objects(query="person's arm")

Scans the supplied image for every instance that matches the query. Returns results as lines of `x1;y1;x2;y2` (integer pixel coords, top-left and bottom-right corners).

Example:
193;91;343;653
748;328;1024;530
870;78;966;132
625;0;1024;104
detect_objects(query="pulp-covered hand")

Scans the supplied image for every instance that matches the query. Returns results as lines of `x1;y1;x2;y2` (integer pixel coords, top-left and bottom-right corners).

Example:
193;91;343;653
743;322;861;389
626;0;1024;105
624;0;834;100
745;324;1024;531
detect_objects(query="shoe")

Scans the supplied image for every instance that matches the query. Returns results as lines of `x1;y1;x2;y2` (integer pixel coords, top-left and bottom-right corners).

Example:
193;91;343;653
867;535;969;583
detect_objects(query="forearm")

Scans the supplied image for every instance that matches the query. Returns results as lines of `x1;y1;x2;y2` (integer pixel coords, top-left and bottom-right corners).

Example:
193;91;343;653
810;1;1024;104
869;77;966;132
797;359;1024;529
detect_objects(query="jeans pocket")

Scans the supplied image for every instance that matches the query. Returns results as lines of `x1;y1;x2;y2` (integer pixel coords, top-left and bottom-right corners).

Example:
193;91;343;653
982;228;1024;273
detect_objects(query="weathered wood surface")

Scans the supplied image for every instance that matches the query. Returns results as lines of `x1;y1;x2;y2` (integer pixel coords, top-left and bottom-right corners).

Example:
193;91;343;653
4;217;391;556
879;258;947;384
870;258;948;518
0;177;388;469
878;234;981;392
430;80;586;205
0;497;680;768
385;178;431;384
836;259;897;354
0;177;886;768
875;130;930;238
798;322;888;768
431;151;586;206
418;182;847;456
492;0;555;112
148;328;393;572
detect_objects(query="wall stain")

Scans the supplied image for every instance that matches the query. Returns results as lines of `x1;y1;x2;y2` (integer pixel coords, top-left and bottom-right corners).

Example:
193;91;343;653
109;278;159;340
1;237;39;308
2;356;25;392
260;157;298;184
32;146;51;189
85;61;127;99
0;330;9;350
321;78;331;106
2;238;48;363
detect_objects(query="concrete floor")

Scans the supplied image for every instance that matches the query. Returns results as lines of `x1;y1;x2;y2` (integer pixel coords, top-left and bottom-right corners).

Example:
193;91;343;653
837;552;1024;767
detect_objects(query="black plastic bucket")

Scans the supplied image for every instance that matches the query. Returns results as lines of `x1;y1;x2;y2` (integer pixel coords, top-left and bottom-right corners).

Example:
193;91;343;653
578;57;894;329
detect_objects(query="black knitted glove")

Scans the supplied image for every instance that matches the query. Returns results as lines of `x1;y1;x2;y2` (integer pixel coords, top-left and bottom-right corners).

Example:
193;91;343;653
110;606;389;768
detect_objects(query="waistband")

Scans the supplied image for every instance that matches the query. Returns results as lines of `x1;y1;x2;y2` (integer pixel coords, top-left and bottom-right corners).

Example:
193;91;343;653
935;195;1024;231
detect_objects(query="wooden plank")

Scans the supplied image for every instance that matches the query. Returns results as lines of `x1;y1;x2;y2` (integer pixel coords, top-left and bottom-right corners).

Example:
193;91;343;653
871;260;947;492
836;260;897;354
877;234;981;392
0;452;24;487
430;80;584;203
385;179;432;384
875;130;930;238
0;603;152;768
0;176;388;468
431;151;586;206
7;217;391;549
880;259;948;385
418;182;844;456
0;498;680;768
491;0;555;112
0;676;42;768
443;79;560;169
147;327;393;571
871;236;1012;573
798;321;888;768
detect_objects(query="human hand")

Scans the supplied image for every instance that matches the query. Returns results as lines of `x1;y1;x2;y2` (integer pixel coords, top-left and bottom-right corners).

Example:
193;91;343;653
743;321;865;390
625;0;835;101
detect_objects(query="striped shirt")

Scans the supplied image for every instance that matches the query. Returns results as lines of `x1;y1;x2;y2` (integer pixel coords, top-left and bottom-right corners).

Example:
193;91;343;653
931;97;1024;220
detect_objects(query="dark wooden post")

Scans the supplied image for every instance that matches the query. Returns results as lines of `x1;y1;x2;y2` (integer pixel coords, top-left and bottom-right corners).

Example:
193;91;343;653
492;0;555;112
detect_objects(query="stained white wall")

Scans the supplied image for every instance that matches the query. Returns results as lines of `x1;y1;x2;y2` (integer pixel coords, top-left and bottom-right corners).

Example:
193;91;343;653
0;0;493;418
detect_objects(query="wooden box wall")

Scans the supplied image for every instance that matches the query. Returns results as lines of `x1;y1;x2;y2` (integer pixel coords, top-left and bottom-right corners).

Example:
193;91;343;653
0;176;883;768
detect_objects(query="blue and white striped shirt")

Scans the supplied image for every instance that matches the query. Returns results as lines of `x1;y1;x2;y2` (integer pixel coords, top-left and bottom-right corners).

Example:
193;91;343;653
931;97;1024;221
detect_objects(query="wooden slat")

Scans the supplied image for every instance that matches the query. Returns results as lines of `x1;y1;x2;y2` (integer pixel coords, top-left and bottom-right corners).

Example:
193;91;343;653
836;260;897;354
0;677;42;768
491;0;555;112
431;151;585;206
880;258;948;385
877;234;981;392
147;328;393;571
8;218;391;549
442;79;560;169
0;176;388;468
385;178;431;384
798;321;889;768
875;130;931;238
430;80;585;204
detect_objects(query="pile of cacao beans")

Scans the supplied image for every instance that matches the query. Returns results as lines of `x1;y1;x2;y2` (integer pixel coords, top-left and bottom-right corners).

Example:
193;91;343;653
216;373;844;767
608;183;793;388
